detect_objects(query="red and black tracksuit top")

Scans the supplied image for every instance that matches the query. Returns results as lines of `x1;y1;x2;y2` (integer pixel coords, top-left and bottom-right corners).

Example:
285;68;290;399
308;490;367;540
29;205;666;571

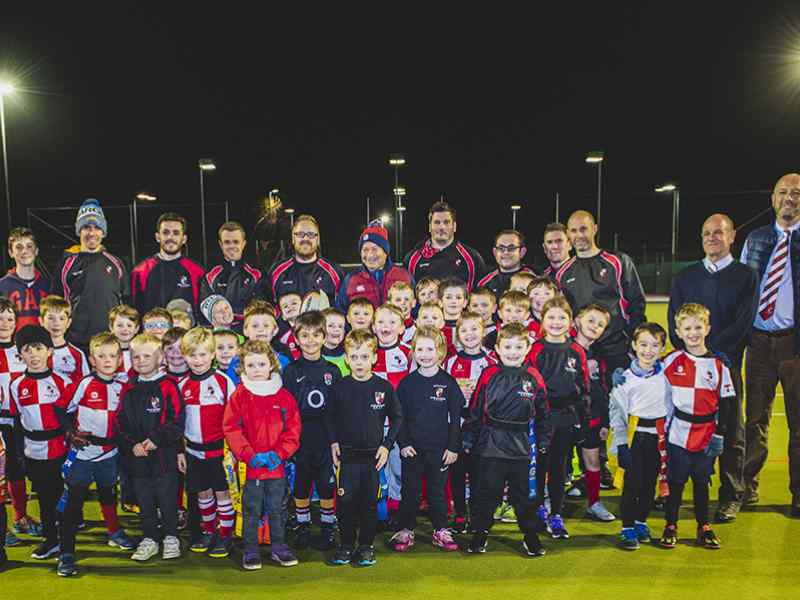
131;255;206;318
268;256;344;304
476;266;535;299
200;259;266;325
526;339;590;429
404;238;486;292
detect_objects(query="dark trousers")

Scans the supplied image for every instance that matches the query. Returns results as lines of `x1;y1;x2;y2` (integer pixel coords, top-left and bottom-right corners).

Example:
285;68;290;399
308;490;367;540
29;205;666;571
0;495;6;550
336;461;379;547
744;329;800;497
451;451;475;518
398;449;449;531
60;483;116;554
620;431;660;527
26;457;64;545
242;477;286;550
133;470;178;541
471;457;543;536
536;425;574;515
719;366;745;502
294;446;335;500
665;443;714;526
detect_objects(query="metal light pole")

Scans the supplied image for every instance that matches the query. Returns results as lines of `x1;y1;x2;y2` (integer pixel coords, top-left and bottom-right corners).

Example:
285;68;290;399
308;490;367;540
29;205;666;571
133;193;157;264
655;183;679;262
511;204;521;230
285;207;295;229
198;158;216;265
0;82;15;270
585;150;604;240
389;153;406;262
366;196;371;226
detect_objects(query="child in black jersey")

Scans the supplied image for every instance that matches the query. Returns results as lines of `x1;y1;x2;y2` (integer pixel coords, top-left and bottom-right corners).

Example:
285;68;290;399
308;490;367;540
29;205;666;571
391;326;464;553
526;296;590;540
283;311;342;550
325;329;403;567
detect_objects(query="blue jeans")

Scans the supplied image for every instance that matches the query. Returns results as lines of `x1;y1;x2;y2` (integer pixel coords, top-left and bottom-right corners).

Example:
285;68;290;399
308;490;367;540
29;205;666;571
243;477;286;551
65;454;119;487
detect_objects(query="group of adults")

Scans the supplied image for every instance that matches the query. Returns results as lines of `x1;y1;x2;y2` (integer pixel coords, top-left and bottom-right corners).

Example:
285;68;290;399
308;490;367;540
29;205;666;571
2;174;800;520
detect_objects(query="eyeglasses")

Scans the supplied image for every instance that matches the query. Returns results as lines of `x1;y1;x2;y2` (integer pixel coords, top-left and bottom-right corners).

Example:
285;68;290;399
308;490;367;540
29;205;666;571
494;245;522;253
293;231;319;240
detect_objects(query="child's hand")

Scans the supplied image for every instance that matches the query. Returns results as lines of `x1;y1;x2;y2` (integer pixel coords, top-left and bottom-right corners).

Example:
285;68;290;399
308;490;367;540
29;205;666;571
599;427;609;441
442;449;458;466
400;446;417;458
132;443;148;457
142;439;157;451
177;453;187;474
375;446;389;470
331;443;341;467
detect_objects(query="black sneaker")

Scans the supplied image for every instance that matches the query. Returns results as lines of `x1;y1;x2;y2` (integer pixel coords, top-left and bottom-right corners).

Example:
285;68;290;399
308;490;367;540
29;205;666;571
330;545;354;566
31;541;60;560
697;524;721;549
57;553;77;577
316;524;337;551
600;466;614;490
190;532;214;553
522;534;545;557
208;535;232;558
659;525;678;549
467;531;488;554
354;545;376;566
294;523;311;550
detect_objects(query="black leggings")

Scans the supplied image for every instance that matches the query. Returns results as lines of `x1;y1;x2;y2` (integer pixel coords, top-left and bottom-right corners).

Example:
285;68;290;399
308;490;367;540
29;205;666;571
60;484;116;554
620;432;660;527
450;451;475;518
536;426;575;515
26;457;64;545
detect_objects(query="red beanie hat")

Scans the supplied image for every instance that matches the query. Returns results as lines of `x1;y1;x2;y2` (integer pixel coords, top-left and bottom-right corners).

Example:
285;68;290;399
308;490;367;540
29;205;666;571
359;219;390;255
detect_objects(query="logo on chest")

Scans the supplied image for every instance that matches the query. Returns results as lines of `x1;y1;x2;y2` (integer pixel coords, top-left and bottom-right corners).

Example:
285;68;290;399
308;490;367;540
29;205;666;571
371;391;385;410
147;396;161;413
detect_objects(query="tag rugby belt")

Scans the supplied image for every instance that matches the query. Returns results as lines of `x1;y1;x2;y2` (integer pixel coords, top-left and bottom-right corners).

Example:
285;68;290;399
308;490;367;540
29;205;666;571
673;409;716;424
185;438;225;452
487;415;529;431
23;427;64;441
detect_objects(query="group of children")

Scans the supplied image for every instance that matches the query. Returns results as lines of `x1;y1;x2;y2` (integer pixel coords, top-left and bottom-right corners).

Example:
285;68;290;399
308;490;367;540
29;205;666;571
0;268;735;575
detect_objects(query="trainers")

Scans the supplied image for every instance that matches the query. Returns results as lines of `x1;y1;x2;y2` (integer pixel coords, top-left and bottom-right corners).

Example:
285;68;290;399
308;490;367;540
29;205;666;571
57;552;77;577
131;537;159;561
0;547;6;569
294;523;311;550
5;531;21;547
500;505;517;523
537;504;550;530
600;466;615;489
162;535;181;559
317;524;337;551
697;524;721;549
270;543;299;566
108;529;136;550
742;490;759;506
493;502;509;521
548;514;569;539
209;535;232;558
177;509;188;531
467;530;488;554
522;533;546;557
451;516;468;534
659;525;678;549
390;528;415;552
620;527;640;550
432;528;458;551
715;501;740;523
242;549;262;570
354;545;376;566
586;501;616;522
31;540;60;559
14;516;43;537
634;521;652;543
120;502;140;514
330;545;354;565
191;532;214;553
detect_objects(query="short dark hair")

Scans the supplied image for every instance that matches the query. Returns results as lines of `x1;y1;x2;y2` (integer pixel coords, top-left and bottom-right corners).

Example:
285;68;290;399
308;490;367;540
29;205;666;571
494;229;526;247
438;277;468;298
156;212;187;233
633;322;666;345
7;227;37;251
218;221;246;240
428;201;456;223
294;310;326;337
543;222;567;236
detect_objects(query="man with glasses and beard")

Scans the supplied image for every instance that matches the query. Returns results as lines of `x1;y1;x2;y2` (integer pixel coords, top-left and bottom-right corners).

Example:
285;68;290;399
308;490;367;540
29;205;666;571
131;212;206;318
477;230;534;299
269;214;344;304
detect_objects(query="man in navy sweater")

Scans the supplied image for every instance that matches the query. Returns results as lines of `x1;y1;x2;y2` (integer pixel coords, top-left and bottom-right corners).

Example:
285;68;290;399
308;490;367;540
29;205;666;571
668;213;758;522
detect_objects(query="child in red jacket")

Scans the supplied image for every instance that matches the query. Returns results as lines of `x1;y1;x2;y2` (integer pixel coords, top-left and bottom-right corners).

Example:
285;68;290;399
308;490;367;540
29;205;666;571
223;340;301;571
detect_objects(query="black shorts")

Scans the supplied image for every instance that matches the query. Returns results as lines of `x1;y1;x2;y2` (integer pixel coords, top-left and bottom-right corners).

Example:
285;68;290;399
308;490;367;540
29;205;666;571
186;454;229;494
293;445;335;500
666;442;715;486
580;424;604;450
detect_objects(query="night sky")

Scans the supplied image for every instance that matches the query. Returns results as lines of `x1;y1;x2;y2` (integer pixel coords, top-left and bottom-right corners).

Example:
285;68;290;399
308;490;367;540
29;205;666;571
2;4;800;270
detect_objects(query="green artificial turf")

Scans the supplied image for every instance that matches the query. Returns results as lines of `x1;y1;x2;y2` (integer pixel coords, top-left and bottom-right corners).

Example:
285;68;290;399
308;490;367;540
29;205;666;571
4;301;799;599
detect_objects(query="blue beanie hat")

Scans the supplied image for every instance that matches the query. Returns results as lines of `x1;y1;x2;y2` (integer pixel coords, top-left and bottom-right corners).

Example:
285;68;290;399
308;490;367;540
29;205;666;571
359;219;390;256
75;198;108;236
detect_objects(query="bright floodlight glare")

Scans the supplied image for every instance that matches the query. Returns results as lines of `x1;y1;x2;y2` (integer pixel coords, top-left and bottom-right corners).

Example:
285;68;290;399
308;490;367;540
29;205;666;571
0;81;14;96
655;183;677;193
136;193;157;202
284;208;295;214
388;153;406;166
585;150;604;163
198;158;216;171
510;204;522;210
380;214;390;224
397;206;407;212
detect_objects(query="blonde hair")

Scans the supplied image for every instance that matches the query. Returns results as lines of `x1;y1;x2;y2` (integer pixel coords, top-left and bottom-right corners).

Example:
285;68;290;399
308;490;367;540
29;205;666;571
387;281;414;299
108;304;140;328
496;322;530;345
240;339;280;373
457;311;485;331
675;302;710;326
499;290;530;311
40;295;71;319
130;332;163;351
243;303;278;329
417;301;444;317
180;326;216;355
373;303;404;324
541;296;572;320
411;325;447;362
89;332;121;356
344;329;378;354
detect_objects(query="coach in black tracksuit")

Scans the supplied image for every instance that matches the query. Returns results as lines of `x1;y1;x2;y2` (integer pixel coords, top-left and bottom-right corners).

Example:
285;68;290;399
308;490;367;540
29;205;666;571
326;372;402;552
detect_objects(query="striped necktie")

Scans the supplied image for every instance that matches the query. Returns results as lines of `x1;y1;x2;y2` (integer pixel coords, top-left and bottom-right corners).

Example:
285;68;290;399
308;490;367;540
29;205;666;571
758;231;790;321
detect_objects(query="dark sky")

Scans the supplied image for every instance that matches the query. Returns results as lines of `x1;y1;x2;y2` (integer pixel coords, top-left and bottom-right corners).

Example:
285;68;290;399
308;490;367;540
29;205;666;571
2;4;800;267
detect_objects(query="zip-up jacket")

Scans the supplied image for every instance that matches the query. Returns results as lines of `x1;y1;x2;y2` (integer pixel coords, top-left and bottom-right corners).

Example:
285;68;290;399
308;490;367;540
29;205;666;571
131;255;206;317
0;269;50;330
526;339;590;427
476;266;535;299
336;261;413;311
404;238;486;291
268;256;344;304
200;259;266;324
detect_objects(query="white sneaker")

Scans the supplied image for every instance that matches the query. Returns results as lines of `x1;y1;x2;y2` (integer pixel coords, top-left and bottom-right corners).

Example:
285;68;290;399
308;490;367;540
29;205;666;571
131;538;159;561
162;535;181;559
586;501;616;522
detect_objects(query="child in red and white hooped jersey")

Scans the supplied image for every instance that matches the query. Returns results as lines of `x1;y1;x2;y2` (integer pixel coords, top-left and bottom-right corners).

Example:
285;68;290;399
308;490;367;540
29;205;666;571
0;299;42;541
277;293;302;360
40;295;89;385
178;327;237;558
8;325;71;560
445;311;496;532
58;332;135;576
387;281;417;345
109;304;140;374
416;302;454;358
660;303;733;551
372;304;412;390
439;278;468;355
468;287;498;349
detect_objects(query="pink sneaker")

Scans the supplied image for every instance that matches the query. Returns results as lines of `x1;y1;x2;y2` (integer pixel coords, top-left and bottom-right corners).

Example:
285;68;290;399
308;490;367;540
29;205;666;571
390;528;415;552
432;528;459;552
